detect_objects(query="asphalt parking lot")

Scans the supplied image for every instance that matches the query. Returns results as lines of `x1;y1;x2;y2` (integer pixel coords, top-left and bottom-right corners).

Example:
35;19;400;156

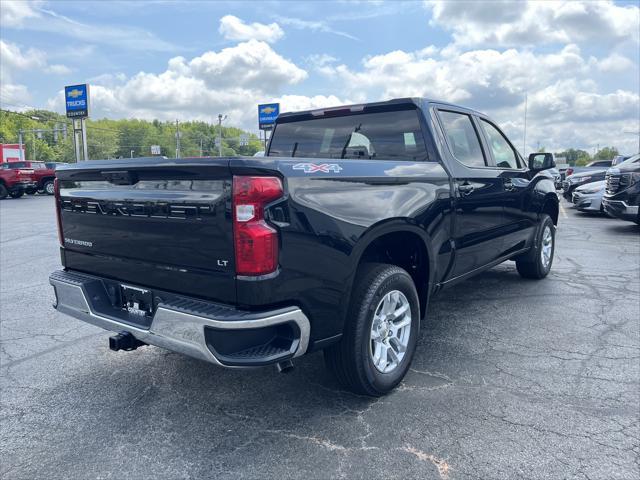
1;195;638;480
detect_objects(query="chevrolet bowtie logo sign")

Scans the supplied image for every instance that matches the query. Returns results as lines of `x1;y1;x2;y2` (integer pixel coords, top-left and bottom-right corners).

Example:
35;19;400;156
67;88;84;99
258;103;279;130
64;84;89;118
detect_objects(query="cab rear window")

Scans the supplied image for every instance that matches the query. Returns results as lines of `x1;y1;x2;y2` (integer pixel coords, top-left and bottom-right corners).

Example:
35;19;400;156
268;109;428;161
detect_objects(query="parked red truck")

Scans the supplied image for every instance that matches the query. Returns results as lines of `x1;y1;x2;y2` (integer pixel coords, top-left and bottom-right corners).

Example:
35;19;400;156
1;161;60;195
0;166;36;199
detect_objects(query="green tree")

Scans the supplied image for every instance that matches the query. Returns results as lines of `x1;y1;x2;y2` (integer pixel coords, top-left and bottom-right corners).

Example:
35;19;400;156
555;148;592;166
594;146;618;161
1;108;268;161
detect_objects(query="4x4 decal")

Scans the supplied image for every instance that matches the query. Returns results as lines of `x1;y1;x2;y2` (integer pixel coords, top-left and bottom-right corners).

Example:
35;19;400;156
292;163;343;173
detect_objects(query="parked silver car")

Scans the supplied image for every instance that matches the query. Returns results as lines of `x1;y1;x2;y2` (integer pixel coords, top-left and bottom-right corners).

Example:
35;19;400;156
572;180;606;213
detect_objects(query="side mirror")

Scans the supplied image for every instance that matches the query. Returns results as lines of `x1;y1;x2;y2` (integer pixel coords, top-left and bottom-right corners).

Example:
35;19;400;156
528;152;556;171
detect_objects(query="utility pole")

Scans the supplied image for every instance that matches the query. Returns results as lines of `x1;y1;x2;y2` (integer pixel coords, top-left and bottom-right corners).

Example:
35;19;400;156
130;149;134;158
522;92;527;155
200;137;203;157
18;131;24;161
217;114;226;157
175;119;181;158
18;116;41;161
623;131;640;152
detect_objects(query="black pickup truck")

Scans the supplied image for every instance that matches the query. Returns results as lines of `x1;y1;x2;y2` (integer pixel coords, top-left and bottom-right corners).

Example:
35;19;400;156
49;98;558;396
602;153;640;224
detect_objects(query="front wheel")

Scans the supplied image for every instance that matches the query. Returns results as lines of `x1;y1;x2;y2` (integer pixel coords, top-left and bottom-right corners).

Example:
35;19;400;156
9;190;24;199
43;180;55;195
516;214;555;279
324;263;420;396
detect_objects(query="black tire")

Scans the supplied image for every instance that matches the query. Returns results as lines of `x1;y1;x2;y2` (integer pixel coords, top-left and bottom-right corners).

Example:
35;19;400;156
0;183;7;200
43;180;55;195
26;188;37;195
324;263;420;396
516;214;555;279
9;190;24;199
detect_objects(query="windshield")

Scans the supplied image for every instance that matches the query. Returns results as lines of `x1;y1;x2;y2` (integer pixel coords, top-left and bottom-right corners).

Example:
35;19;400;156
1;162;27;169
268;109;428;161
619;153;640;166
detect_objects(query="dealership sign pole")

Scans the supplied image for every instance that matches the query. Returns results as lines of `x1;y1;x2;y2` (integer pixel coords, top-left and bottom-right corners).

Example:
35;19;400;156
64;84;90;162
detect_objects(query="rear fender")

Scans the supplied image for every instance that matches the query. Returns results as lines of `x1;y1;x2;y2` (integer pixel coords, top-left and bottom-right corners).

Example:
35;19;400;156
338;219;436;324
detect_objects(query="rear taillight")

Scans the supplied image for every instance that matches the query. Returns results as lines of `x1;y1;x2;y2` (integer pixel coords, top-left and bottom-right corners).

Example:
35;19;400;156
54;178;63;246
232;176;283;276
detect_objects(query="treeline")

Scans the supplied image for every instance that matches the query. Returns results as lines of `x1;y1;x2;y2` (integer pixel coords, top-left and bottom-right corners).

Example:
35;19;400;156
0;109;264;162
551;147;619;166
0;108;621;165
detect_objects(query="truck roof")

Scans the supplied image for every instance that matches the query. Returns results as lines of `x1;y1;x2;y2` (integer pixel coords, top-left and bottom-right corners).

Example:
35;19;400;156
276;97;484;121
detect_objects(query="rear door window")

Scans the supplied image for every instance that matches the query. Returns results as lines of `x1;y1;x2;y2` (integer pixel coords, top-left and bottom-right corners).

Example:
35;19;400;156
479;119;520;169
437;110;486;167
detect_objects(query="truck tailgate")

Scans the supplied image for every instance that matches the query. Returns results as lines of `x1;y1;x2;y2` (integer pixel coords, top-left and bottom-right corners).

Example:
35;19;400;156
56;158;236;303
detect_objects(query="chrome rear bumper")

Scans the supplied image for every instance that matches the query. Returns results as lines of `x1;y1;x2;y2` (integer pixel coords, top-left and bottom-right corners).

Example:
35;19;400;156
50;270;310;367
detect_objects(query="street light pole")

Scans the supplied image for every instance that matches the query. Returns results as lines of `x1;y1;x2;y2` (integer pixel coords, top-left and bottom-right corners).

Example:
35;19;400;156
175;119;181;158
130;149;134;158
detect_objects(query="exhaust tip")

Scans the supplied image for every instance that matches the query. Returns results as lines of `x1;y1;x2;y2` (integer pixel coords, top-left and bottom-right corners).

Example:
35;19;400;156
276;359;294;373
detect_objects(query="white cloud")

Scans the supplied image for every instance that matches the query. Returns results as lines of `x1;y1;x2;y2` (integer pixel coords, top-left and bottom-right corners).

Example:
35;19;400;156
527;80;639;123
46;40;317;130
274;16;359;41
316;42;639;153
0;40;47;71
322;44;590;110
595;53;636;73
45;64;72;75
0;83;32;109
0;40;70;111
219;15;284;44
0;0;41;26
278;94;349;115
1;1;177;52
0;40;70;81
425;0;640;47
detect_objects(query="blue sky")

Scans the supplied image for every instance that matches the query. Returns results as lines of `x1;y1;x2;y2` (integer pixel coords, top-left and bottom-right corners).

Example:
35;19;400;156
1;0;639;153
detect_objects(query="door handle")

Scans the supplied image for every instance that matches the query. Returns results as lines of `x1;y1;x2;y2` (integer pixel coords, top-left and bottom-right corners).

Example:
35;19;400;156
458;183;475;195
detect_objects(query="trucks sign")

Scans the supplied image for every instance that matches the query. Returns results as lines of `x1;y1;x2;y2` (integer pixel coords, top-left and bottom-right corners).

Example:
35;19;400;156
258;103;279;130
65;84;89;118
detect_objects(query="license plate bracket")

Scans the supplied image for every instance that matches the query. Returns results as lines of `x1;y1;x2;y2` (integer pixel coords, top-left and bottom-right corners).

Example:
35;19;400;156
120;284;154;317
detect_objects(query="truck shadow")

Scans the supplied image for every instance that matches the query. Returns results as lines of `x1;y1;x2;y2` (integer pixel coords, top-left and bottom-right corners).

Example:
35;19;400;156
19;264;549;476
604;223;640;235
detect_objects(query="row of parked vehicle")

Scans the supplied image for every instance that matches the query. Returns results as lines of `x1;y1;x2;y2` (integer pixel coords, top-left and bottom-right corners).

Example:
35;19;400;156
0;161;63;199
560;154;640;224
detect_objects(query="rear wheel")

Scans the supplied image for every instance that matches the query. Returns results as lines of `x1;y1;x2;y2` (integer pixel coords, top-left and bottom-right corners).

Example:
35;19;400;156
44;180;55;195
516;214;555;279
324;263;420;396
0;184;7;200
